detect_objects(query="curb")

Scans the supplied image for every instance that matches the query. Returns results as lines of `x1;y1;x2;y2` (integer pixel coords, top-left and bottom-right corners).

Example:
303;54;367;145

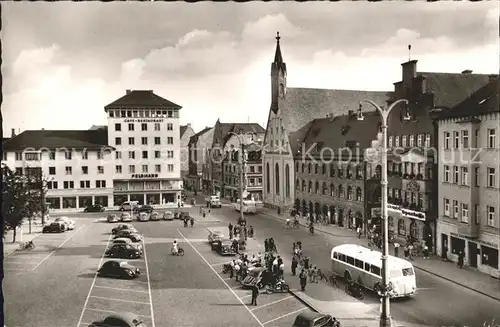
288;289;318;313
260;210;500;302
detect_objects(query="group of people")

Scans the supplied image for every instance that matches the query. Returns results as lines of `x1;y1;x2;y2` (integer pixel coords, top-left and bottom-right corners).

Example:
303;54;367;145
228;222;254;240
393;235;430;260
183;215;195;228
226;252;263;282
264;238;277;253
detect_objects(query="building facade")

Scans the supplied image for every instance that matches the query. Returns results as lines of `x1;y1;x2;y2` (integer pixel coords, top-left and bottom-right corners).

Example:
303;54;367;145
104;89;183;206
436;80;499;277
180;123;195;185
2;129;115;209
262;33;389;212
186;127;213;192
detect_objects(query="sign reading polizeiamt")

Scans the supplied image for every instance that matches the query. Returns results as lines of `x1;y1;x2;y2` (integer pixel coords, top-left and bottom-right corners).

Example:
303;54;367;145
124;119;164;123
131;174;159;178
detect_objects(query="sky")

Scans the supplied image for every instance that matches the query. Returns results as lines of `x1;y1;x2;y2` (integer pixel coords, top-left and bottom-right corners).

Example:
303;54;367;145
2;2;499;136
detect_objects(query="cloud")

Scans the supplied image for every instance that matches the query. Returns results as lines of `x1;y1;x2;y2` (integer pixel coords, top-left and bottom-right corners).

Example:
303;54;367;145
242;13;304;42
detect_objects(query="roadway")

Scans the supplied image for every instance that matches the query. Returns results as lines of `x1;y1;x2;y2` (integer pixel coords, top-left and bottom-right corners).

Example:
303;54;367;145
187;193;500;327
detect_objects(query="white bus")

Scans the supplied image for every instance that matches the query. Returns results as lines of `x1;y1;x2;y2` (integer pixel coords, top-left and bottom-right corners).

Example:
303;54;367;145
234;199;257;214
331;244;416;298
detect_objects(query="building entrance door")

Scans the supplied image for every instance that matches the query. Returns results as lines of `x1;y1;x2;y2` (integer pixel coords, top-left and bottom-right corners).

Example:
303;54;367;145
468;242;478;267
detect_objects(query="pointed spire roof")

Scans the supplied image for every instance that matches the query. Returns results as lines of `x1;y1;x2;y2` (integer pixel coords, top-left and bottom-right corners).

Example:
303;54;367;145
274;31;283;64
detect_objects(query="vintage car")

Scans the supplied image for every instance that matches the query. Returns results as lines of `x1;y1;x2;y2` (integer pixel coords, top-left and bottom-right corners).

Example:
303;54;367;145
120;212;133;222
107;214;120;223
42;222;65;233
213;239;236;256
112;237;143;252
241;267;275;289
137;212;150;222
149;211;160;221
54;217;75;230
88;312;147;327
105;244;141;259
97;260;140;279
134;205;154;214
111;224;135;234
163;211;174;221
84;204;106;213
291;311;339;327
207;228;225;247
114;229;141;239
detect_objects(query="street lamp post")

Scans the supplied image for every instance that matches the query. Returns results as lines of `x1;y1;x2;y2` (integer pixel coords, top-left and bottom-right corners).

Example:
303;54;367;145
358;99;409;327
229;132;246;224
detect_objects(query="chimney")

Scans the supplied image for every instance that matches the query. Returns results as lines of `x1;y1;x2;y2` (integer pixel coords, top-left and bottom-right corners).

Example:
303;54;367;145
401;60;418;84
11;128;15;137
462;70;473;74
126;89;132;94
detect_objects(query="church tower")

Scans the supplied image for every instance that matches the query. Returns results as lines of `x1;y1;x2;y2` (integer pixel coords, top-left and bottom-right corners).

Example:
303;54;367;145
270;32;287;114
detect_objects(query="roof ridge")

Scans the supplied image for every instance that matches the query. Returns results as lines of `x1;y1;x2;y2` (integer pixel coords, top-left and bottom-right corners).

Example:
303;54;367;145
287;86;391;93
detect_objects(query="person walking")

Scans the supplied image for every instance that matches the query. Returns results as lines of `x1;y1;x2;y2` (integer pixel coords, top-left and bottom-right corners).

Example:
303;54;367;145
308;266;314;283
458;251;465;268
404;246;410;260
423;245;429;259
357;226;362;239
234;262;241;282
249;225;254;238
291;256;298;276
250;284;259;306
229;260;235;279
299;269;307;291
394;242;400;257
279;262;284;278
190;216;194;227
303;256;310;270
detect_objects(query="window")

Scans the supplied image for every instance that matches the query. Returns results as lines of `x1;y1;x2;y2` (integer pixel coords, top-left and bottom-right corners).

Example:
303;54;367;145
154;137;161;145
49;151;56;160
168;111;173;118
474;204;480;225
82;166;88;174
49;167;56;175
481;246;498;269
444;198;450;216
168;164;174;172
115;123;121;131
47;181;58;189
409;135;415;147
444;165;450;182
258;177;262;185
167;151;174;158
25;152;40;161
346;256;354;265
129;137;135;145
15;167;23;175
142;165;148;173
487;167;496;187
116;165;122;174
487;129;496;148
461;130;469;149
453;200;459;218
80;181;90;188
417;134;423;147
63;181;75;189
129;151;135;159
142;151;148;159
14;152;22;161
98;166;104;174
167;137;174;145
154;123;161;131
96;180;106;188
65;166;72;175
453;166;459;183
109;111;114;117
155;164;161;173
128;123;134;131
444;132;450;149
395;136;400;147
354;259;364;269
97;152;103;160
398;219;406;236
115;151;122;160
461;203;469;222
115;137;122;146
65;151;72;160
129;165;135;173
402;135;407;147
487;206;496;227
127;110;132;117
141;123;147;131
371;265;381;276
474;167;480;186
141;137;148;145
154;151;161;159
425;134;431;148
120;110;126;118
453;131;459;149
167;123;173;131
461;167;468;186
388;136;393;148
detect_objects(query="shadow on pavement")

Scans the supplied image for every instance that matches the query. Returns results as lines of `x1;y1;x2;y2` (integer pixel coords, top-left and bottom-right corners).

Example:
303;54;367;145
78;272;97;279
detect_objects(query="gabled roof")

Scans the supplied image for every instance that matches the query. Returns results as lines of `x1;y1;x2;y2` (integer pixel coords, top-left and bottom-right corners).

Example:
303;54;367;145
104;90;182;109
89;125;107;131
180;125;192;138
3;137;11;144
436;79;499;119
188;127;213;145
221;123;265;146
2;130;113;151
417;72;495;109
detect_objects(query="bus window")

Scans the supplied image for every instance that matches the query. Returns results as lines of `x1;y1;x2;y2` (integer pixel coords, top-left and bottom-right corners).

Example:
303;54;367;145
402;268;414;276
371;265;381;276
355;259;364;269
364;263;371;272
339;254;346;262
333;252;338;259
346;256;354;265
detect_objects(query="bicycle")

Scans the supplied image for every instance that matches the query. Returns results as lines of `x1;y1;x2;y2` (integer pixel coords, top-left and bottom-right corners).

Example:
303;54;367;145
16;241;35;251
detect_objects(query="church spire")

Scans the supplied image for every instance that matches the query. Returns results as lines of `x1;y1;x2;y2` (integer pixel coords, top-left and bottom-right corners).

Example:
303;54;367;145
274;31;283;64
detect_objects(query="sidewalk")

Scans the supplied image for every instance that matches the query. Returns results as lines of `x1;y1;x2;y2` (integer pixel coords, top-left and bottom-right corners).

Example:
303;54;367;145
259;207;500;302
3;224;43;257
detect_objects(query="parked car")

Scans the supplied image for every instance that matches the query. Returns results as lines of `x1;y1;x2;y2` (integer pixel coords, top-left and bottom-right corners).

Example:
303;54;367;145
121;212;132;222
88;312;147;327
163;211;174;221
205;195;222;208
42;222;65;233
54;217;75;230
137;212;150;222
84;204;106;213
242;267;275;289
112;238;143;252
134;205;154;214
107;214;119;223
119;201;139;212
112;224;135;234
292;311;339;327
213;239;236;256
207;228;224;247
105;244;141;259
114;229;141;239
97;260;140;279
150;212;160;221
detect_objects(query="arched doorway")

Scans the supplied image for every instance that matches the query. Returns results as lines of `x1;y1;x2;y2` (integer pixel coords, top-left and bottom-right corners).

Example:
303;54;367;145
301;199;307;216
314;202;321;217
355;211;363;229
338;208;344;227
329;206;336;224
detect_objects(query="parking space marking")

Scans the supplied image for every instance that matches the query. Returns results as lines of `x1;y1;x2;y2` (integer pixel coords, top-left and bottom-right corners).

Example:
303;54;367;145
76;234;113;327
262;307;308;325
89;295;150;305
251;296;294;311
93;285;150;294
4;268;30;271
142;239;156;327
3;261;37;265
32;224;87;271
210;262;227;267
178;229;265;327
84;307;151;318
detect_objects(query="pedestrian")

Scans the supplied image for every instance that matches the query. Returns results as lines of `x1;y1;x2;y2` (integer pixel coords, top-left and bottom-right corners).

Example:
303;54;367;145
249;225;254;238
404;246;410;260
250;284;259;306
423;245;429;259
272;257;278;275
308;266;314;282
458;251;464;268
229;260;235;279
304;256;310;270
279;262;284;278
299;269;307;291
441;242;448;261
190;216;194;227
292;242;296;254
408;244;414;260
312;266;318;283
257;252;262;263
234;262;241;282
291;256;298;276
357;226;362;239
243;226;248;240
394;242;400;257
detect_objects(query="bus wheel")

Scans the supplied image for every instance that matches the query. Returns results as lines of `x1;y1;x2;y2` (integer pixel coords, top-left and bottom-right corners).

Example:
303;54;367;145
344;271;351;281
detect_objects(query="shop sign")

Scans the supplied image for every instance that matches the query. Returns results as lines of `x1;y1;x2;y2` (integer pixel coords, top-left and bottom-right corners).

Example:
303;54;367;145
388;204;401;212
401;208;426;221
450;232;498;249
124;119;164;123
131;174;159;179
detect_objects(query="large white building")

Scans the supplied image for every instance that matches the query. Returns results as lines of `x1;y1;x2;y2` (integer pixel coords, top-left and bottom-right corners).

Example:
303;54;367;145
2;89;184;209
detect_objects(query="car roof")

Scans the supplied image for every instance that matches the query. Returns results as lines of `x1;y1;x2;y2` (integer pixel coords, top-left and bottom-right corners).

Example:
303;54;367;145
114;238;132;242
295;311;326;321
104;312;142;324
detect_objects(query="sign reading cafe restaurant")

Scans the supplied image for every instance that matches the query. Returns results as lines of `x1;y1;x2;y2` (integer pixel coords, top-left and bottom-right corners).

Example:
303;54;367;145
124;119;164;123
